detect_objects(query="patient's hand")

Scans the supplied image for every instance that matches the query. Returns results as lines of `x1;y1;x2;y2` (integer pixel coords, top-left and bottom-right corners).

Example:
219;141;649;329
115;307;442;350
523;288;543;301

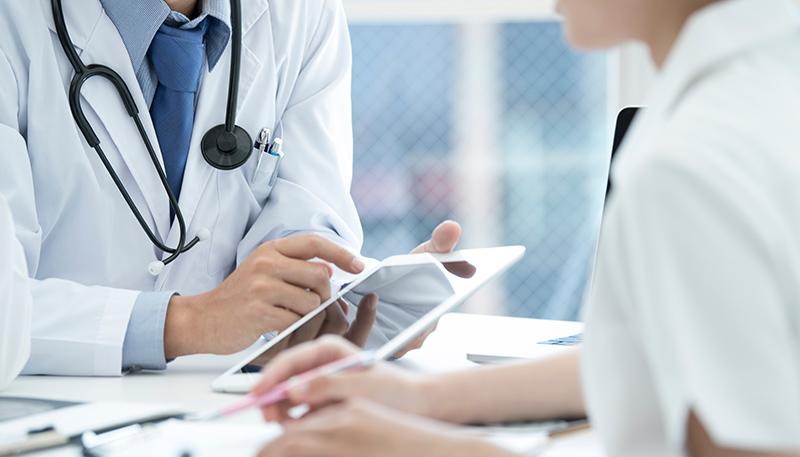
253;337;429;423
258;399;516;457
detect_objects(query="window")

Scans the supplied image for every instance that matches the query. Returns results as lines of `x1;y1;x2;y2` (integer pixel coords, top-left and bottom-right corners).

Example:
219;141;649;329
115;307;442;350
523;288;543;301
347;3;611;320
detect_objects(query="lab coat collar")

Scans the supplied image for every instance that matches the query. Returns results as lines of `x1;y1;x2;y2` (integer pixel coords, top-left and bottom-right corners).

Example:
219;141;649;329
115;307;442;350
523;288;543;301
42;0;269;112
43;0;269;52
41;0;104;53
653;0;800;114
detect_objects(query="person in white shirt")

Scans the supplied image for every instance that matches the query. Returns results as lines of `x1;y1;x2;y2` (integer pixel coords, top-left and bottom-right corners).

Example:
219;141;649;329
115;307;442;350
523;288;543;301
0;195;32;390
248;0;800;456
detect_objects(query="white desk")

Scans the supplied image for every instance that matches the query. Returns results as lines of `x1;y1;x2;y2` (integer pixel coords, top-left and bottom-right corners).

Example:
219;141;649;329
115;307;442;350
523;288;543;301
3;313;603;457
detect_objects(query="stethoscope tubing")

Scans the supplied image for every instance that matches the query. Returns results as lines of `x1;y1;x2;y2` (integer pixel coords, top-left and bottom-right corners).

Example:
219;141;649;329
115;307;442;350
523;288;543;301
51;0;248;268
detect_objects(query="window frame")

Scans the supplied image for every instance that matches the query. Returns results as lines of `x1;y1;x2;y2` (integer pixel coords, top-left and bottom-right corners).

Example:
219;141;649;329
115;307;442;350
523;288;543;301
342;0;559;22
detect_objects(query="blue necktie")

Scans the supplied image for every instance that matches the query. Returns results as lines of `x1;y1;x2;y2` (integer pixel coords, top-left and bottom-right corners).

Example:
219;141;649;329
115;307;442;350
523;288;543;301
148;20;209;212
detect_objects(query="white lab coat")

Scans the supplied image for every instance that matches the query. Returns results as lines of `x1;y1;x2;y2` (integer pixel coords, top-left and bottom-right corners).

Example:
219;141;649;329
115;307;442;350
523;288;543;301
0;0;409;376
582;0;800;455
0;195;32;390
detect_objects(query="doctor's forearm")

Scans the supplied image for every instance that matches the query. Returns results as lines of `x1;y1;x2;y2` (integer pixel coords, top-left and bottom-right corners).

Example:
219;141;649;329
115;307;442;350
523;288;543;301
420;350;585;424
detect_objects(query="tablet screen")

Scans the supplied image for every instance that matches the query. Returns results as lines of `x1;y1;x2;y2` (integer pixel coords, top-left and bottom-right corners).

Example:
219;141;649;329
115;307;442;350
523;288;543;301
237;256;478;372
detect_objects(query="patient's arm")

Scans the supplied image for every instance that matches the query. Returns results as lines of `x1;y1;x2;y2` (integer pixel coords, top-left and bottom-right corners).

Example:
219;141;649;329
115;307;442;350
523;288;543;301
422;349;585;424
257;337;584;425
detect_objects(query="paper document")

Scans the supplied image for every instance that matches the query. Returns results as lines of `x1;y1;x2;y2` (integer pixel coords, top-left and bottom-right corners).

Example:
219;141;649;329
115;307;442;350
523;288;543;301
86;419;280;457
0;402;183;438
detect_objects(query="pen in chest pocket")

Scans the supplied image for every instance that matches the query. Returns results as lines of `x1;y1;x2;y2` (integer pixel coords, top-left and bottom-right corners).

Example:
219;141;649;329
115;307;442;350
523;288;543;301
253;127;285;187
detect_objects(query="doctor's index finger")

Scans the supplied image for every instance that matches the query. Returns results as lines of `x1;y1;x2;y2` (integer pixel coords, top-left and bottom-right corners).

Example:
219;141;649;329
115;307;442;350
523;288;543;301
252;336;360;396
274;235;365;274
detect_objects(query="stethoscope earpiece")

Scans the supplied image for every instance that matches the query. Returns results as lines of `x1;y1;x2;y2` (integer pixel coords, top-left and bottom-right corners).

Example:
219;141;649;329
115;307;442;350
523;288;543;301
201;124;253;170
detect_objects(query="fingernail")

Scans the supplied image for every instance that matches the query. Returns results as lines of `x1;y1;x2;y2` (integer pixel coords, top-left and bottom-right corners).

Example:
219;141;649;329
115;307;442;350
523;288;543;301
351;257;365;272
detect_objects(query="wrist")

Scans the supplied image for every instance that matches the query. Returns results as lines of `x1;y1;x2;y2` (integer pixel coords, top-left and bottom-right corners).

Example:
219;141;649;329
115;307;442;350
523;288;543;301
415;374;454;422
164;294;204;359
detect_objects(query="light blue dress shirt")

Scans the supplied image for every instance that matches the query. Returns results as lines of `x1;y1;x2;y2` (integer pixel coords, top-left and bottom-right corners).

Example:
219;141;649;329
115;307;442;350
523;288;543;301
99;0;231;371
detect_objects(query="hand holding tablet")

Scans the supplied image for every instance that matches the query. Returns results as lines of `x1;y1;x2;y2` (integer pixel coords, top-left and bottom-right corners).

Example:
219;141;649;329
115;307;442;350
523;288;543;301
211;246;525;393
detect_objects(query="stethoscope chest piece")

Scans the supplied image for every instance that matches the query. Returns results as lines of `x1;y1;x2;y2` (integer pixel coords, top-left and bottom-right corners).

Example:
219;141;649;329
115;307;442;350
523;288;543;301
201;124;253;170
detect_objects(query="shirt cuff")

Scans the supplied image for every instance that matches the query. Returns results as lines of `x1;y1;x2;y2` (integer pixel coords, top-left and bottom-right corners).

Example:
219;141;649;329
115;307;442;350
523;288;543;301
122;291;175;371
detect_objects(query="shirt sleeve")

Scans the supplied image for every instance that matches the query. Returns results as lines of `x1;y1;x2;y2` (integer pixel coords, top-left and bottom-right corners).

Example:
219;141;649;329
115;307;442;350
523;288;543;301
121;291;174;371
606;149;800;451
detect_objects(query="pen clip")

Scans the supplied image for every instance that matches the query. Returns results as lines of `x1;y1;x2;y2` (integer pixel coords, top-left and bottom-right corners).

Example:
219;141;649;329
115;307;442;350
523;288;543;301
253;128;272;181
256;128;271;154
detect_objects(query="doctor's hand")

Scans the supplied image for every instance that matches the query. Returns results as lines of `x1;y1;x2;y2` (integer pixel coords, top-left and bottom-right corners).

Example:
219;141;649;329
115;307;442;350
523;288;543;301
164;235;365;359
258;399;514;457
411;220;462;255
255;337;431;423
246;294;379;369
398;220;466;356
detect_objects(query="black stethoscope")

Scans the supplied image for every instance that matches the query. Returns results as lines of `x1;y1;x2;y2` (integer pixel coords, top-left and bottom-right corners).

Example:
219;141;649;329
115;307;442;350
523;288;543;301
52;0;253;275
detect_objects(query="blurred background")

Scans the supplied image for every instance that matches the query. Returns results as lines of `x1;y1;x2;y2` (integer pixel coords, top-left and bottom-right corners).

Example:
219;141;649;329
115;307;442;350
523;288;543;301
342;1;654;321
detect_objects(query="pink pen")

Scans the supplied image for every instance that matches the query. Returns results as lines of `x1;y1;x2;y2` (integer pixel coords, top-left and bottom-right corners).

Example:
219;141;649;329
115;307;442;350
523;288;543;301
188;350;377;422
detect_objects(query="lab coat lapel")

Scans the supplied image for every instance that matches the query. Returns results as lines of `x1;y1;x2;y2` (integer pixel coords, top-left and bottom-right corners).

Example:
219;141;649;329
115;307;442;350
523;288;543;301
167;0;268;247
40;0;99;52
45;1;172;241
239;0;271;110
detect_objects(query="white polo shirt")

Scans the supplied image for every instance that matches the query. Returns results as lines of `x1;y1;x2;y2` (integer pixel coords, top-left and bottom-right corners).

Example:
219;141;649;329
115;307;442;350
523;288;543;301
582;0;800;455
0;195;31;390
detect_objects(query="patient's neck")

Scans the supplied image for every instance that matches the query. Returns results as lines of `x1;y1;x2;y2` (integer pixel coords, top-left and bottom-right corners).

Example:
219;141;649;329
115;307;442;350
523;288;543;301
645;0;720;68
164;0;200;18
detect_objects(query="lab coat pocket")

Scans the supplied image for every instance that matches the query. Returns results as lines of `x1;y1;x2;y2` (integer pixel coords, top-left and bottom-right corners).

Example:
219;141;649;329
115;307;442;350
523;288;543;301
250;152;281;207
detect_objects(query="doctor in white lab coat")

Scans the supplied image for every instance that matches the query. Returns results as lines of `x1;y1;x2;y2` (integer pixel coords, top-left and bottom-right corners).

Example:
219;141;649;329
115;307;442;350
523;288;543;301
0;0;460;376
0;195;32;390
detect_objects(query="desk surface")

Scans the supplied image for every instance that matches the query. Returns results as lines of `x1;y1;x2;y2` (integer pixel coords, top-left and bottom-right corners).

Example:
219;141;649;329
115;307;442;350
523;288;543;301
3;313;603;457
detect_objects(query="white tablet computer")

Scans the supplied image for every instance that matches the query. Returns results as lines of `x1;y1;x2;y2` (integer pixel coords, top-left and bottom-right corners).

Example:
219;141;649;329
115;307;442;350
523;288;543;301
212;245;525;393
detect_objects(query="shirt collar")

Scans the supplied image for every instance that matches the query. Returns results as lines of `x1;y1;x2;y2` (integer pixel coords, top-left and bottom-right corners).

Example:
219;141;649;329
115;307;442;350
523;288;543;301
100;0;231;73
652;0;800;113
